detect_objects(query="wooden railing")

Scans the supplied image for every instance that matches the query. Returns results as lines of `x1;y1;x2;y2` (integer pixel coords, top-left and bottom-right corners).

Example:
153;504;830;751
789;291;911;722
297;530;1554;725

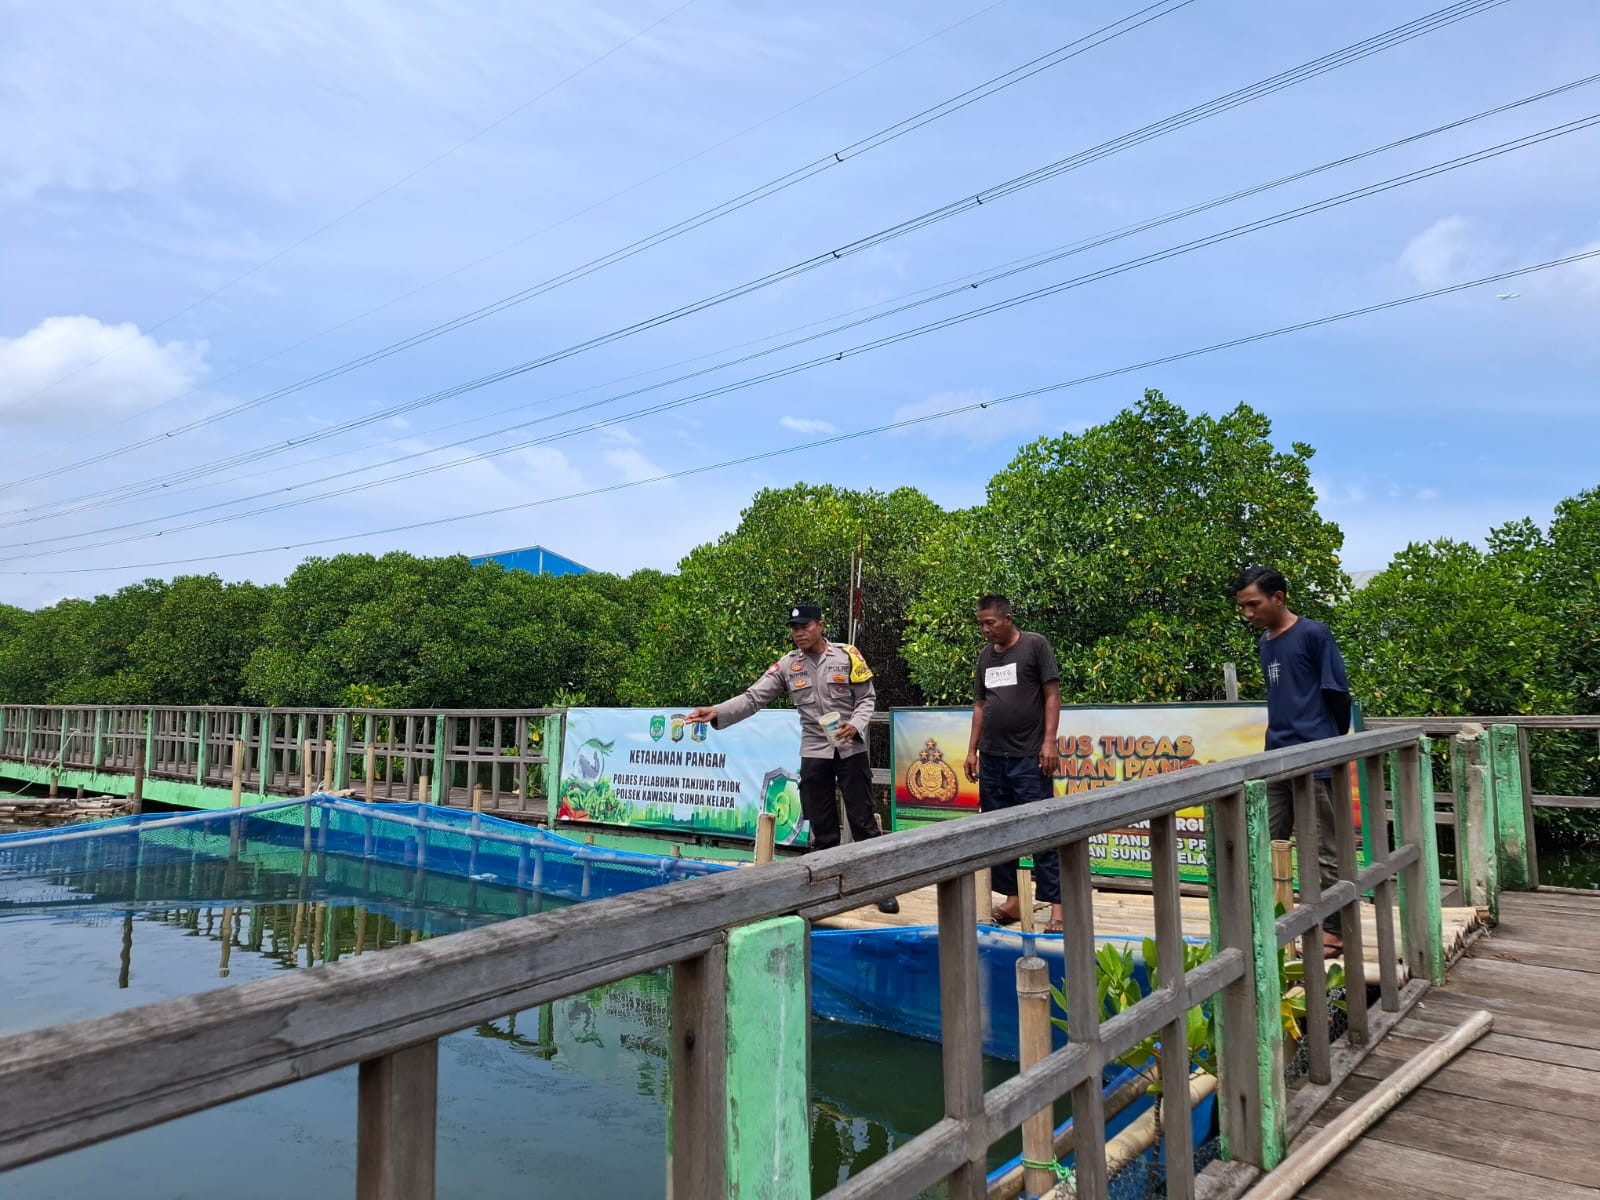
0;725;1443;1200
0;704;561;814
1365;714;1600;891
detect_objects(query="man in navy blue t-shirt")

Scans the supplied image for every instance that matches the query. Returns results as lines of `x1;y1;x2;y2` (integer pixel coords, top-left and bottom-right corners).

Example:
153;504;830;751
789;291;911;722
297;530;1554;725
1233;565;1352;957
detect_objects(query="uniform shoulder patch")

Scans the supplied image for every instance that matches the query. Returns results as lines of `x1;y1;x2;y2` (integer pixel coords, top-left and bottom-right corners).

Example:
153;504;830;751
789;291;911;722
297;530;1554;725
841;644;873;683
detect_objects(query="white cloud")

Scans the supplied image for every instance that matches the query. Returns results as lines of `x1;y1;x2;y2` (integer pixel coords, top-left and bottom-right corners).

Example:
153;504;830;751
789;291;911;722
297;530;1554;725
1397;216;1487;289
603;447;668;484
0;316;208;428
779;415;837;435
890;388;1043;443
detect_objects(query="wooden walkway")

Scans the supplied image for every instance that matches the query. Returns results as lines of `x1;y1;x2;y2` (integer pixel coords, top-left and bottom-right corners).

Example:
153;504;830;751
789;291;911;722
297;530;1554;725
1293;889;1600;1199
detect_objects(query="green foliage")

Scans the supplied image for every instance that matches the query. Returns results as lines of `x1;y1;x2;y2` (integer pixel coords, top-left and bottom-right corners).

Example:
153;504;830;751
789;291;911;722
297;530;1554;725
243;553;660;709
1343;490;1600;844
1051;938;1216;1091
622;482;947;707
903;391;1347;704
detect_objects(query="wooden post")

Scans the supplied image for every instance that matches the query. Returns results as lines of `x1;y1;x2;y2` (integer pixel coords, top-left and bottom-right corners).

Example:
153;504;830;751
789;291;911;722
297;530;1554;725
1465;761;1498;923
230;739;245;808
256;710;274;798
334;712;352;791
131;757;145;816
1330;761;1369;1047
933;871;987;1199
754;811;776;864
357;1041;438;1200
1514;726;1541;888
471;783;484;814
1014;956;1057;1200
1395;741;1445;986
669;942;730;1199
1490;724;1534;890
1223;662;1239;702
1149;811;1194;1200
430;717;447;805
364;741;377;805
1205;781;1285;1170
1269;840;1294;918
1291;775;1331;1086
1058;839;1109;1200
321;738;335;792
195;710;210;784
92;709;106;772
542;711;564;824
417;773;430;806
301;740;315;798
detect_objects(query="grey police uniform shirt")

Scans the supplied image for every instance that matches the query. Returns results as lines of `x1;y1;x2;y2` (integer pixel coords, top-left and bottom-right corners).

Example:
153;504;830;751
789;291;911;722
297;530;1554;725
712;642;877;759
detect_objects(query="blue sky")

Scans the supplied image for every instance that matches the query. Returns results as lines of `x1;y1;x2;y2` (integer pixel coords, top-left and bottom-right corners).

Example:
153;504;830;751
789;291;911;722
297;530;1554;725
2;0;1597;608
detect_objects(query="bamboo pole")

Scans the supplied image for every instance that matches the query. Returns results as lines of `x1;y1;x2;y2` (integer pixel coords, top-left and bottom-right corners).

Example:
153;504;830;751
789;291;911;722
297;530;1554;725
471;783;484;814
975;866;992;926
1015;957;1056;1199
364;741;377;804
130;758;145;815
321;739;335;792
1017;864;1036;934
301;740;315;798
754;812;777;864
417;773;430;805
1240;1011;1493;1200
1270;840;1294;916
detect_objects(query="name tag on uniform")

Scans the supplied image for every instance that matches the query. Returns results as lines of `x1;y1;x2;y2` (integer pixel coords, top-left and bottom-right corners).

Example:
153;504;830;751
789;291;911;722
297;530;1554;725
985;663;1018;689
792;678;810;689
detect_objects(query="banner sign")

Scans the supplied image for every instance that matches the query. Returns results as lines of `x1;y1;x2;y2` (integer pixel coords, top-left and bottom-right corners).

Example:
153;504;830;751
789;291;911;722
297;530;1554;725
891;704;1271;882
557;707;807;845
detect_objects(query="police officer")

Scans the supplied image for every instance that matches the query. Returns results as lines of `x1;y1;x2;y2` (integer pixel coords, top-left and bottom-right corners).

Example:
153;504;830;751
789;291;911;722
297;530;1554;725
686;603;899;914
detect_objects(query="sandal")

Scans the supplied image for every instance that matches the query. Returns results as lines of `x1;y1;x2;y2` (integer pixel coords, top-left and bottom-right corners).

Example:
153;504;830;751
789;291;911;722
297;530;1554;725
989;909;1021;927
1042;921;1063;935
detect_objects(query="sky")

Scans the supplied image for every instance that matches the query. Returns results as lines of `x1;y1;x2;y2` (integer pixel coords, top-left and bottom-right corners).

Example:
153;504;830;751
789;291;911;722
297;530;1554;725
2;0;1597;608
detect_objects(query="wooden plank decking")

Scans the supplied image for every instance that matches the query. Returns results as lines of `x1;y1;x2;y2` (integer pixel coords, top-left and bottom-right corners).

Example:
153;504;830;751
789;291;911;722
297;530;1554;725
1292;889;1600;1199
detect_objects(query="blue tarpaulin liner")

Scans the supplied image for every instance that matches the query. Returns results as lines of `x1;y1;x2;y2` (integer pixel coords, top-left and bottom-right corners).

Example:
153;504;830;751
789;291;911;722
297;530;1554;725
811;925;1162;1061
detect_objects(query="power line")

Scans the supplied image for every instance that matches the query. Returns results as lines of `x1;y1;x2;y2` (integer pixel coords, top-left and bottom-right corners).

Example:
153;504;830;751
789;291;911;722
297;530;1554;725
5;245;1592;578
23;0;1011;450
9;107;1595;560
0;0;1507;517
0;0;703;414
10;66;1584;537
1;0;1194;487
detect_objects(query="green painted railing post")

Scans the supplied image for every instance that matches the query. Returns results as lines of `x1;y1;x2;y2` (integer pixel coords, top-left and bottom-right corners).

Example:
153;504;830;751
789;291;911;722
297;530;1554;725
1490;724;1534;890
1204;779;1285;1170
294;714;307;779
1395;740;1445;986
334;712;352;791
91;710;106;771
257;710;274;797
23;708;34;763
668;916;808;1199
542;711;564;824
196;710;210;784
143;712;156;774
0;709;8;757
431;717;448;805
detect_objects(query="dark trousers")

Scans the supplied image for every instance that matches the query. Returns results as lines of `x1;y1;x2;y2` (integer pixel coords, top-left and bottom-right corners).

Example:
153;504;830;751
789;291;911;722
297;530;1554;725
800;752;881;851
979;754;1061;904
1266;776;1342;935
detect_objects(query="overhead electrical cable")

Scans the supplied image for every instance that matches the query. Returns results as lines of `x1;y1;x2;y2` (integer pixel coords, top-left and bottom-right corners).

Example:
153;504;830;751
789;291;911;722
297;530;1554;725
8;107;1594;560
1;0;1197;486
6;245;1594;577
0;0;704;414
30;0;1011;447
8;67;1587;534
0;0;1502;501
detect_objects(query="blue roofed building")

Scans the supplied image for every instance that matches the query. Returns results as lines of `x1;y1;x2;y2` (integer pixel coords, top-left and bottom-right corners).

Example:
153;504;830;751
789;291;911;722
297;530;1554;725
468;544;593;577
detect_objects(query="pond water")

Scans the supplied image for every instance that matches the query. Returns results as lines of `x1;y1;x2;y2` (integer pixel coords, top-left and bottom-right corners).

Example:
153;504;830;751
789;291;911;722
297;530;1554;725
0;830;1032;1199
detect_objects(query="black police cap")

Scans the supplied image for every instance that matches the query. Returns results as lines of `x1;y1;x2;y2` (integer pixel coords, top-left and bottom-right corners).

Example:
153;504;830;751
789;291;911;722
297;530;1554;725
786;604;822;626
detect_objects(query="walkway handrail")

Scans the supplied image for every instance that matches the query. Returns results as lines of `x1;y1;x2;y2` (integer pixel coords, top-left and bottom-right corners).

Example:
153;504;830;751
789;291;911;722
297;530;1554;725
0;725;1438;1200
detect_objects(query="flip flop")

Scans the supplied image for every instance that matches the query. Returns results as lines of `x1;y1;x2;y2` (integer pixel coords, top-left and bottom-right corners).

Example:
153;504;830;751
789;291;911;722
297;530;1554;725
1042;921;1063;935
989;910;1021;927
